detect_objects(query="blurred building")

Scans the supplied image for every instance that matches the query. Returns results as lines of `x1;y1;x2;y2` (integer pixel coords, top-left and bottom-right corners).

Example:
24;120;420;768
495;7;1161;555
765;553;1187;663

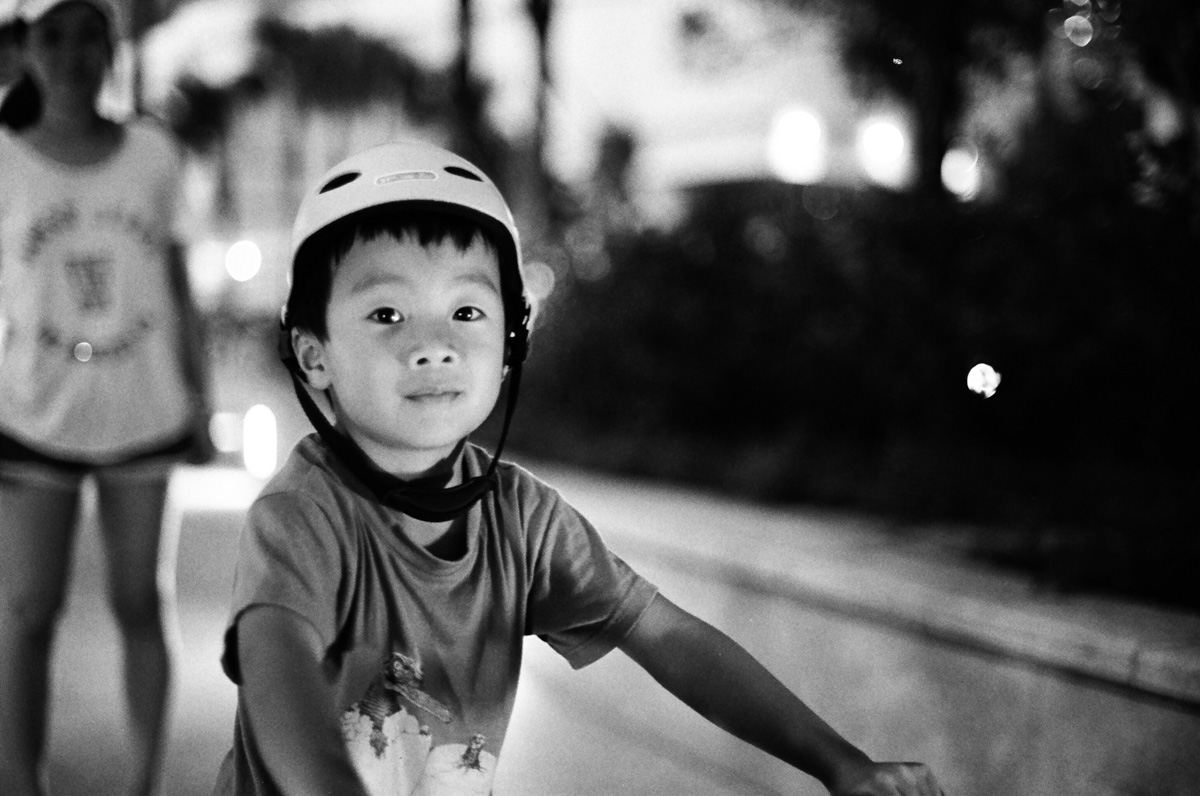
139;0;909;313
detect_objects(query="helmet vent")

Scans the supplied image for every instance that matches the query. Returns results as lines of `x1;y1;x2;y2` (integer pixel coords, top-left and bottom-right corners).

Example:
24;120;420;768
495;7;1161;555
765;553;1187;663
444;166;483;182
319;171;361;193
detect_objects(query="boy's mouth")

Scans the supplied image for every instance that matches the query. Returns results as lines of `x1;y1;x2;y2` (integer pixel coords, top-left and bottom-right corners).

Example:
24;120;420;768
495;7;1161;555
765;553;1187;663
405;388;463;403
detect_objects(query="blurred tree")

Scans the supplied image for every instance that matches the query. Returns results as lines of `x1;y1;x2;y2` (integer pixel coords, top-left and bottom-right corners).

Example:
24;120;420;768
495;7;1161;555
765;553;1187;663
162;15;500;221
452;0;509;176
515;2;1200;606
759;0;1199;213
253;18;452;118
129;0;153;109
454;0;482;164
162;12;494;147
1118;0;1200;231
759;0;1047;202
166;75;263;222
527;0;553;209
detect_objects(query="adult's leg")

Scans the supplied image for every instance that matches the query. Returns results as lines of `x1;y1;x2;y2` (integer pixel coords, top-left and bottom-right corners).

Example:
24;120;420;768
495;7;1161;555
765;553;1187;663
0;477;82;796
95;474;180;796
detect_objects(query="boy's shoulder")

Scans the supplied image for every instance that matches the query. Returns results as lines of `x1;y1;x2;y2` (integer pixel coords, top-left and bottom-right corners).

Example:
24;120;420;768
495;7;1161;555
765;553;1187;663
476;448;587;535
468;445;555;503
248;434;363;525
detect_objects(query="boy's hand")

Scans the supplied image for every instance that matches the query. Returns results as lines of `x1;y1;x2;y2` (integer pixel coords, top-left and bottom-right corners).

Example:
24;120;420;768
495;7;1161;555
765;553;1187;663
827;760;944;796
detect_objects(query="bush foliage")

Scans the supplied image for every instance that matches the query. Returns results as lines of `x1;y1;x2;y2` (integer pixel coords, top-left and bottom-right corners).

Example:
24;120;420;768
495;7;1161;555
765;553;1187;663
508;109;1199;610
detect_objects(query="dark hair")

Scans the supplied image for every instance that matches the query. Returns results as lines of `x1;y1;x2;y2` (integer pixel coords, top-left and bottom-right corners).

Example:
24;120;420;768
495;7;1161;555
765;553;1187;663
0;74;42;130
0;20;39;130
287;206;500;341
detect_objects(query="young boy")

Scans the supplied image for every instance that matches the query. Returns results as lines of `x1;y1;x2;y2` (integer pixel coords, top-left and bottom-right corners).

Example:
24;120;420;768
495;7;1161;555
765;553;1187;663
214;141;945;796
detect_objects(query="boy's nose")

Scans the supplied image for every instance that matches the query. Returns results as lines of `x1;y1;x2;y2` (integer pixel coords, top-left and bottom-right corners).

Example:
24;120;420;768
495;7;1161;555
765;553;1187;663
408;343;459;368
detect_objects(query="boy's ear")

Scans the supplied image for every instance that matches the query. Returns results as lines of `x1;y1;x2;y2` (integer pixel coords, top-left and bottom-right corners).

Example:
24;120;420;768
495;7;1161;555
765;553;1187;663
291;328;332;390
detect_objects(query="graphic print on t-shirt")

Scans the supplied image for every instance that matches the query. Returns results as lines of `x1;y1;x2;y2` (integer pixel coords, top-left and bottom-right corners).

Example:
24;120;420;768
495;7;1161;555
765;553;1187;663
64;253;113;312
341;650;498;796
20;200;162;363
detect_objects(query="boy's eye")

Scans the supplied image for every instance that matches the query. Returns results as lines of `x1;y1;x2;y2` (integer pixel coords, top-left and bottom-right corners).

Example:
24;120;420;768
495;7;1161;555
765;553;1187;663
453;306;486;322
369;307;403;324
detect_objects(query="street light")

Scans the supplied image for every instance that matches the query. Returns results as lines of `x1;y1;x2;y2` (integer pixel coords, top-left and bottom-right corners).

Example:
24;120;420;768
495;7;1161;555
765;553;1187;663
225;239;262;282
856;115;913;189
941;143;981;201
243;404;277;479
767;107;827;184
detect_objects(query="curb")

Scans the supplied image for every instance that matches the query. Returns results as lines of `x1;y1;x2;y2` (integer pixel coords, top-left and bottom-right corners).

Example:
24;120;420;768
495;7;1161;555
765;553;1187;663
536;461;1200;710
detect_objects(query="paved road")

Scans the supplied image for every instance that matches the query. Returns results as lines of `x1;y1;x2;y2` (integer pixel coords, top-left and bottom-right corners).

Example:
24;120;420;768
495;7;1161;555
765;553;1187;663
41;454;1200;796
44;465;818;796
38;339;1200;795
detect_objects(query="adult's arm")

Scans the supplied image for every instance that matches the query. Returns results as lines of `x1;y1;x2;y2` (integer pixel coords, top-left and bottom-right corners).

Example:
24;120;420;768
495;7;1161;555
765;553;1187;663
165;240;215;463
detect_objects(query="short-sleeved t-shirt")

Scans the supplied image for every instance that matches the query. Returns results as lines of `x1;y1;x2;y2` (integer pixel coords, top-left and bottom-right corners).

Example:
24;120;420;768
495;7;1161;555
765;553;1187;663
215;435;658;796
0;119;192;462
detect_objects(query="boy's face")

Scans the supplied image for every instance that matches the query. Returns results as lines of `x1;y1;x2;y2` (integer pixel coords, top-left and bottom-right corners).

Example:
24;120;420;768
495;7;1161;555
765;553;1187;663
293;233;507;478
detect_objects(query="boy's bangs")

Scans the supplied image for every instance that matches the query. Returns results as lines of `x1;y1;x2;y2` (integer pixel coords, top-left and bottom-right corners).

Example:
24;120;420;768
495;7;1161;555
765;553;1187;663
331;209;499;267
287;207;504;341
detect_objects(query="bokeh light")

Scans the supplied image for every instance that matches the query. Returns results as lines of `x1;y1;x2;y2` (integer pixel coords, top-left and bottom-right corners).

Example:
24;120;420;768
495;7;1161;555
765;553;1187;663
1071;56;1105;89
1145;92;1186;144
801;184;840;220
967;363;1002;398
225;240;262;282
74;342;93;362
941;144;981;201
209;411;243;454
243;404;277;479
188;239;228;305
767;108;827;184
522;261;557;303
1064;15;1094;46
856;117;912;189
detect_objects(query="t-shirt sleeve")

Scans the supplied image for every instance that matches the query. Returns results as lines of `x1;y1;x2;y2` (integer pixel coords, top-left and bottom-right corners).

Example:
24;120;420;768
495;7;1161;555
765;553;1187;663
524;485;658;670
220;490;348;684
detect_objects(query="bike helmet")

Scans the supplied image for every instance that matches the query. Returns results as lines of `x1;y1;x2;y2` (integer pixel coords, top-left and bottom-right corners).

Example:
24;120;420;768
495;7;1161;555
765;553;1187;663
281;141;532;522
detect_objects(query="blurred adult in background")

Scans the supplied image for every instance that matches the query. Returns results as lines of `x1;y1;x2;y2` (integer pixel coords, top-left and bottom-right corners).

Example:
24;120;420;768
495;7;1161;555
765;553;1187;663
0;0;211;794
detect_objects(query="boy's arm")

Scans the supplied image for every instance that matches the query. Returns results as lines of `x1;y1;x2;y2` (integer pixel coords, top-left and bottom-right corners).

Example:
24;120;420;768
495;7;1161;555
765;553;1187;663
236;605;368;796
618;594;944;796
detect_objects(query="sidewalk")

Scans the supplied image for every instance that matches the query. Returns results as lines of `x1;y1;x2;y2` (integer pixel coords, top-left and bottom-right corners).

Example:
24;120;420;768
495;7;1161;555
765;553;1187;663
46;459;1199;795
524;457;1200;709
